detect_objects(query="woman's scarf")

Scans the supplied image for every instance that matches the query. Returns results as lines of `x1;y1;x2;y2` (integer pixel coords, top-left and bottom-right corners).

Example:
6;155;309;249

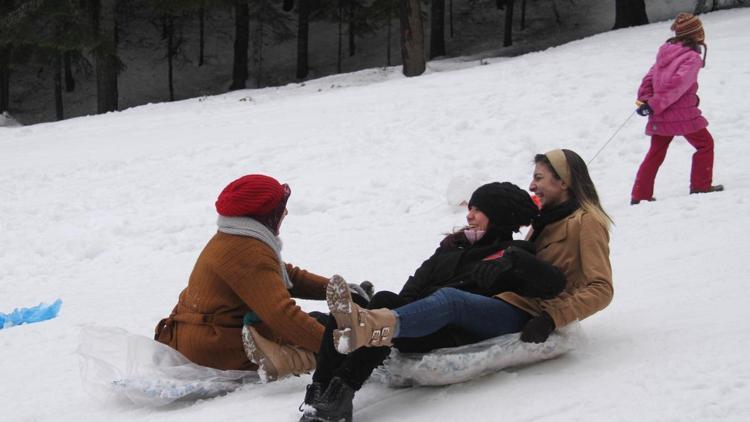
216;215;292;289
530;199;580;242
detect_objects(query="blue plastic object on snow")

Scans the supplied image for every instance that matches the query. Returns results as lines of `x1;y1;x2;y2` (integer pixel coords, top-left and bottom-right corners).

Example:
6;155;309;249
0;299;63;329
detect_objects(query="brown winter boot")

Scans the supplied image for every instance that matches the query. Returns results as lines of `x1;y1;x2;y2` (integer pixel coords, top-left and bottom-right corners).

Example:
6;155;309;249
326;274;397;354
242;325;316;383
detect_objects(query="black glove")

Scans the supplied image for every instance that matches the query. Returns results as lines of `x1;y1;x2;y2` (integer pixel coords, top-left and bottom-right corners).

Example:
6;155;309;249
348;281;374;305
510;246;567;299
359;281;375;299
507;240;536;254
472;255;514;289
636;102;652;116
520;312;555;343
308;310;331;326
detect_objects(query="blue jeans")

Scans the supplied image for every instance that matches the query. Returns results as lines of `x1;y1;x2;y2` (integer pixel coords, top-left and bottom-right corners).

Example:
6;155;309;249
394;288;531;340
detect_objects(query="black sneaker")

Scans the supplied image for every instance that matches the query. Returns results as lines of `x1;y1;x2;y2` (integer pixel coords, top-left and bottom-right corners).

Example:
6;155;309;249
299;382;325;412
690;185;724;194
300;377;355;422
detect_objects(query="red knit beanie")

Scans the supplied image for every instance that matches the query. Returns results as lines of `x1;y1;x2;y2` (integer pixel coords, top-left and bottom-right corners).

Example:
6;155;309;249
215;174;290;217
671;13;704;42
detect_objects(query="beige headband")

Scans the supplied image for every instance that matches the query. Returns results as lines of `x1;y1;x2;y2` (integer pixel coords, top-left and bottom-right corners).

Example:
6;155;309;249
545;149;571;187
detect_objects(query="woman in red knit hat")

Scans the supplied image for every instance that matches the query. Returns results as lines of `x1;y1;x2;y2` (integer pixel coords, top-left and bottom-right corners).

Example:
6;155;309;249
631;12;723;205
154;174;355;380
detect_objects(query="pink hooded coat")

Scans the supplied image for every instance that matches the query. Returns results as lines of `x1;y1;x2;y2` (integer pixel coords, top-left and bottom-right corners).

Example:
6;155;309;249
638;42;708;136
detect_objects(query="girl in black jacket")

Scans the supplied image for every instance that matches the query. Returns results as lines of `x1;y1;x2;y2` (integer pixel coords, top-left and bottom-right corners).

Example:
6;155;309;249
299;182;564;422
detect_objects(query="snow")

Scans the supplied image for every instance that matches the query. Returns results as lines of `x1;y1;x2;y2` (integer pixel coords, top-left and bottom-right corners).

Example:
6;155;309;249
1;7;750;422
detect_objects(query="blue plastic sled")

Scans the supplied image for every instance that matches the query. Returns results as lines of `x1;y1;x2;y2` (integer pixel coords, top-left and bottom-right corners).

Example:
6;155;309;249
0;299;63;329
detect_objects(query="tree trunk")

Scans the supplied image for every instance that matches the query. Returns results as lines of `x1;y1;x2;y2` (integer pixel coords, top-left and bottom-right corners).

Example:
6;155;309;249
230;0;249;90
296;0;310;79
503;0;514;47
552;0;561;25
520;0;526;30
198;7;205;66
0;46;10;113
429;0;445;59
166;15;175;101
613;0;649;29
348;0;355;57
256;0;266;88
64;51;75;92
94;0;118;114
386;0;392;66
337;0;343;73
449;0;453;38
400;0;425;77
54;52;63;120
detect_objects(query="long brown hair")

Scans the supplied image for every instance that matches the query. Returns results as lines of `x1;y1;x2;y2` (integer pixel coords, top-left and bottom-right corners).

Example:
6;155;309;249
535;150;613;230
668;36;707;67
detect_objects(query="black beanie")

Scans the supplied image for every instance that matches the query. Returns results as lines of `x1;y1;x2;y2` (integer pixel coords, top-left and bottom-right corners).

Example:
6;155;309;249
468;182;539;232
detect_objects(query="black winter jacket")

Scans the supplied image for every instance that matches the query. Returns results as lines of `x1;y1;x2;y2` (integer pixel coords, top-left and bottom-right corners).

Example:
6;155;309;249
398;232;528;301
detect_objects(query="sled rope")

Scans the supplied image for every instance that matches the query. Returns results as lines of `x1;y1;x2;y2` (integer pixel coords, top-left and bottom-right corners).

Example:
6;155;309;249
588;110;636;165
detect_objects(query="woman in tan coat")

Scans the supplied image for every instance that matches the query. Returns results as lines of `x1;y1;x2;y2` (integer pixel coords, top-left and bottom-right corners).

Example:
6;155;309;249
154;174;330;377
307;149;614;422
506;148;614;340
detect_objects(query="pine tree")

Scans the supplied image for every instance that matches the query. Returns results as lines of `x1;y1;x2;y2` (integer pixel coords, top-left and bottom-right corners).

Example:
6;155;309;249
329;0;375;72
0;0;15;113
503;0;513;47
400;0;424;76
0;0;97;118
613;0;648;29
369;0;396;66
249;0;293;88
91;0;119;113
150;0;190;100
429;0;445;59
229;0;249;89
292;0;324;80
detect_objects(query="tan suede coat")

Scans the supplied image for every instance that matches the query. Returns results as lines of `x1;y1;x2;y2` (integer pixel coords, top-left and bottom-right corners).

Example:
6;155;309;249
498;208;613;328
155;232;328;370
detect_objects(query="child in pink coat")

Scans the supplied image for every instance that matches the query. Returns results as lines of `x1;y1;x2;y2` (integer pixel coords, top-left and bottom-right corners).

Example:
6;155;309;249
631;13;723;205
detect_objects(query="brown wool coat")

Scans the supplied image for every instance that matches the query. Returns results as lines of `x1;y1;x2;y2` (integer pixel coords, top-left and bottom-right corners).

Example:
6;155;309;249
155;232;328;371
498;208;614;328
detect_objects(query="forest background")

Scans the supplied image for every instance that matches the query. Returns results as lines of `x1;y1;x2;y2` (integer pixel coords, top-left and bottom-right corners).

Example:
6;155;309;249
0;0;746;126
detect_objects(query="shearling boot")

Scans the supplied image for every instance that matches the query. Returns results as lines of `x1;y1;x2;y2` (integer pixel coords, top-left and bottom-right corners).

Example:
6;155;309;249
299;377;355;422
326;274;397;354
242;325;316;382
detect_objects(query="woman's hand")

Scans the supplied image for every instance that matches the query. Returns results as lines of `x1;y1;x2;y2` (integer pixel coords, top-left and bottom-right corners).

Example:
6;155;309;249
472;257;513;289
520;312;555;343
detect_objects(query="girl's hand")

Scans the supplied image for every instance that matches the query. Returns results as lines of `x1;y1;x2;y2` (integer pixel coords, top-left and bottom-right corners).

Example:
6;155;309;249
636;102;653;116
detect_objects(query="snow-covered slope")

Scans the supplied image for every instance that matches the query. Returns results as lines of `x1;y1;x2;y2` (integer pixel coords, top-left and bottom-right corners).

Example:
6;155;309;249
1;8;749;421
